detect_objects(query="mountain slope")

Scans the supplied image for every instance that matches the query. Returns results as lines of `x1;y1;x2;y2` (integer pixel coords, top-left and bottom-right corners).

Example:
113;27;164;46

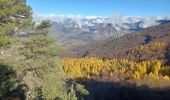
61;22;170;63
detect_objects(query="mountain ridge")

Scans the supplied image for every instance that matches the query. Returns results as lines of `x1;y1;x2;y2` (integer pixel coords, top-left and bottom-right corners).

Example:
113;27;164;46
34;15;170;46
61;22;170;62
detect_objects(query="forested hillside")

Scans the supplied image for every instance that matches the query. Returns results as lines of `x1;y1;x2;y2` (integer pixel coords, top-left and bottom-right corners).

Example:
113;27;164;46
61;22;170;99
61;22;170;61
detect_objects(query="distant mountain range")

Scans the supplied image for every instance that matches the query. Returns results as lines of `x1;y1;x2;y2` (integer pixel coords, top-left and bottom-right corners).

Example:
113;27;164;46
33;15;170;46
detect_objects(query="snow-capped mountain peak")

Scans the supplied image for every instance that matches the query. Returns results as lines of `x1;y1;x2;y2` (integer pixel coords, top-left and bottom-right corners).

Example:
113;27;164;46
33;14;170;46
34;14;170;30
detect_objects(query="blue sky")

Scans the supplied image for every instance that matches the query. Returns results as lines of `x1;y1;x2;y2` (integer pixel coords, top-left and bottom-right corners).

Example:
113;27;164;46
27;0;170;16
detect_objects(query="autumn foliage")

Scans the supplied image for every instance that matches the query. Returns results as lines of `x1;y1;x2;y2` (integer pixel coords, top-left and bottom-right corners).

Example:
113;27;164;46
62;57;170;81
128;41;167;61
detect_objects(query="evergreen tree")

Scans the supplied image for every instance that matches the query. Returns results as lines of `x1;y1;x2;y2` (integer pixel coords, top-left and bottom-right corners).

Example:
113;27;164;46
35;19;52;35
0;0;32;46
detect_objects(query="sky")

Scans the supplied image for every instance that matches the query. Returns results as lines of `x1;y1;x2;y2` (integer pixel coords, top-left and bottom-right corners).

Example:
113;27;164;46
27;0;170;17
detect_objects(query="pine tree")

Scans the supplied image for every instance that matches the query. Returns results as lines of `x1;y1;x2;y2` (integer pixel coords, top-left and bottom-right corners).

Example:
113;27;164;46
0;0;32;46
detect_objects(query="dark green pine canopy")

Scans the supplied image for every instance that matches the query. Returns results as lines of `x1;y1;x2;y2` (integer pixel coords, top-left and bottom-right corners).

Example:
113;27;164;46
0;0;32;46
